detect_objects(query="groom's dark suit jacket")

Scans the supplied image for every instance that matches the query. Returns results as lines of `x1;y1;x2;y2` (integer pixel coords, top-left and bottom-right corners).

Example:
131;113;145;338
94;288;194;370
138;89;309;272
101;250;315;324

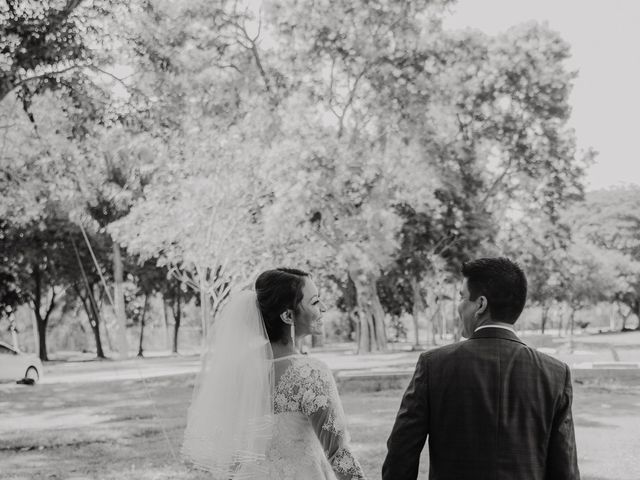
382;327;580;480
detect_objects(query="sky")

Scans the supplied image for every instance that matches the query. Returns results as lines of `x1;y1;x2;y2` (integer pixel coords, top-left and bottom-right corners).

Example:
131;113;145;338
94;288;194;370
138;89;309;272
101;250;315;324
443;0;640;191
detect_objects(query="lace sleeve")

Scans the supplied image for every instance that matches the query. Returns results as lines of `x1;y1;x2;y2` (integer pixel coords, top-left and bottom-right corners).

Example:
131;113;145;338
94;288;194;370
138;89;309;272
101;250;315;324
296;359;366;480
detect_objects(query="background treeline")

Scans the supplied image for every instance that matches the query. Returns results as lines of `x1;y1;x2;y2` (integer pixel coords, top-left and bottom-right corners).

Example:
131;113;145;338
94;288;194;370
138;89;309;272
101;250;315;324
1;0;638;360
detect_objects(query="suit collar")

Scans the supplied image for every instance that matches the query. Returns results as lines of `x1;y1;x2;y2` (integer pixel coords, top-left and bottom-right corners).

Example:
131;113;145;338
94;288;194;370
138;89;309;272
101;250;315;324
469;326;525;345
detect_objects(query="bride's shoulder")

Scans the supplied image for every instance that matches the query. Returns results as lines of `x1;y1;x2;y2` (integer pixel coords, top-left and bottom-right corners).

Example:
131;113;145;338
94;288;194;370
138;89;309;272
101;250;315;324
295;354;329;371
287;355;332;381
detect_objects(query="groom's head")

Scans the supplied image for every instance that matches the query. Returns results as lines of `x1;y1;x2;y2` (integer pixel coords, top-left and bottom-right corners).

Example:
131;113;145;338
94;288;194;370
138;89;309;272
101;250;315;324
458;257;527;337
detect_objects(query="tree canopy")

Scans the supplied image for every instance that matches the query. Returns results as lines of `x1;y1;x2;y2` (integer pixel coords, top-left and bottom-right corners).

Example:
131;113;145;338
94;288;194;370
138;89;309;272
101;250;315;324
1;0;614;356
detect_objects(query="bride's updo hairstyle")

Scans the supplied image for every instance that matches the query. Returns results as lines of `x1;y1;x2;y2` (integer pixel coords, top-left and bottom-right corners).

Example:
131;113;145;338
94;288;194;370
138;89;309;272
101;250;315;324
255;268;310;343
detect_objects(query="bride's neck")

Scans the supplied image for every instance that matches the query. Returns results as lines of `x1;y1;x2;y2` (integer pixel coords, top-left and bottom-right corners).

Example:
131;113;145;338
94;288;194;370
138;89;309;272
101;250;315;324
270;337;297;358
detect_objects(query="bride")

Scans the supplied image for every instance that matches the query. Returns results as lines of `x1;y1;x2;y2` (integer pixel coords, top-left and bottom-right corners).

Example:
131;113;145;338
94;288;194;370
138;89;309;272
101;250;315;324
182;268;366;480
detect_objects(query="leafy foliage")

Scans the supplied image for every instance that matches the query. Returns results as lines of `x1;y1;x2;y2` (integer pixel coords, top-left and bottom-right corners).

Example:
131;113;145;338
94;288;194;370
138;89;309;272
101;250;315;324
0;0;601;354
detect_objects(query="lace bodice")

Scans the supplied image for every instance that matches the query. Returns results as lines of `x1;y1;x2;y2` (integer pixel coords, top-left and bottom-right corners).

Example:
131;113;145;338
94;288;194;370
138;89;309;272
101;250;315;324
268;355;366;480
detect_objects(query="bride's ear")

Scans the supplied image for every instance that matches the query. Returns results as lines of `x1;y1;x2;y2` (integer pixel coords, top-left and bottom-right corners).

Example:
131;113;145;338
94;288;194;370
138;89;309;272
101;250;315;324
280;310;294;325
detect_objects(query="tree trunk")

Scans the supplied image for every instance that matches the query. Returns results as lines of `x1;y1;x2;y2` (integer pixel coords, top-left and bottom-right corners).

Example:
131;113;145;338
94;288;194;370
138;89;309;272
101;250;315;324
621;310;629;330
410;277;422;348
172;291;182;354
72;241;106;358
102;317;113;352
410;313;419;347
75;283;105;359
615;301;633;331
355;306;370;354
113;242;129;358
197;268;209;342
452;282;461;342
329;274;358;341
568;306;577;353
32;266;47;361
609;302;616;332
88;296;104;358
411;276;434;347
210;274;232;321
634;300;640;331
556;303;564;337
88;300;105;359
31;266;56;362
9;316;19;350
426;305;441;346
541;303;551;334
162;296;170;350
35;312;48;361
33;292;57;361
137;294;149;358
349;270;387;353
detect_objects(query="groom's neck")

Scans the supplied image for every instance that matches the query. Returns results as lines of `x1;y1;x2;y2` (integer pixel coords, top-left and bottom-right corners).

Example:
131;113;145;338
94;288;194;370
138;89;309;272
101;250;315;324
474;318;516;331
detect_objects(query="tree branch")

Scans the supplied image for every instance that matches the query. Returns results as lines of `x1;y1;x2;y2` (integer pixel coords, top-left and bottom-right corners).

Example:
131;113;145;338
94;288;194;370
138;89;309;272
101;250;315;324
479;154;514;208
338;66;368;138
227;14;274;102
3;65;83;102
44;286;58;323
87;65;151;101
327;57;343;123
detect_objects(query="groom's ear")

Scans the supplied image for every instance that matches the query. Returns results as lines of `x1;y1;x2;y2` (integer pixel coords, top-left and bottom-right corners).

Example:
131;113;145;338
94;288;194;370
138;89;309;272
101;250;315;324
477;296;488;315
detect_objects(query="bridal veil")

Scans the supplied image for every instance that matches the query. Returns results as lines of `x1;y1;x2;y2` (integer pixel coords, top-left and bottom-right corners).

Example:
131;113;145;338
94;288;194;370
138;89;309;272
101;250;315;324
182;290;274;478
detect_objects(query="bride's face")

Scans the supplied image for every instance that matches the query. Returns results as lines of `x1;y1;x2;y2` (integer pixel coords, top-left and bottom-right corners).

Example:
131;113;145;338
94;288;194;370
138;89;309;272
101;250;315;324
294;278;327;337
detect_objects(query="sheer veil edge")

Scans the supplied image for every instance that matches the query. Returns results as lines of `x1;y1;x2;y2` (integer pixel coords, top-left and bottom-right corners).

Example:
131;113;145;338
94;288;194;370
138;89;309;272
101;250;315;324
181;290;274;478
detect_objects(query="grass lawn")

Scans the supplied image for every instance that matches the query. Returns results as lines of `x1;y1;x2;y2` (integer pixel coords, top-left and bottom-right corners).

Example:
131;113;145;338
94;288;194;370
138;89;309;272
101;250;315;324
1;372;639;479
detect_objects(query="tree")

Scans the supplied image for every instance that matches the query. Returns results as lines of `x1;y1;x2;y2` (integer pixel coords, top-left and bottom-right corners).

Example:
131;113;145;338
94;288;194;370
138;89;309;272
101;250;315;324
0;264;27;348
108;0;317;343
258;2;587;351
76;126;159;358
258;0;451;352
262;124;440;352
377;210;435;348
566;186;640;330
67;227;111;359
2;0;161;359
110;160;266;338
500;214;573;334
560;240;632;346
0;0;122;103
0;261;26;319
378;191;491;347
161;274;194;354
71;0;591;356
0;208;78;360
123;256;174;357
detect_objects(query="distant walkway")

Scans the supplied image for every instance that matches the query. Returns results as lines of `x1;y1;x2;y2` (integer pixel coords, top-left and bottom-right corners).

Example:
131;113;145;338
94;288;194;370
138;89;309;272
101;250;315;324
29;332;640;388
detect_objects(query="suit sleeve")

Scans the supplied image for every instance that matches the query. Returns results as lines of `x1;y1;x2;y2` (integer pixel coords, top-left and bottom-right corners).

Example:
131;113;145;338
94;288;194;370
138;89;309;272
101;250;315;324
382;352;430;480
546;364;580;480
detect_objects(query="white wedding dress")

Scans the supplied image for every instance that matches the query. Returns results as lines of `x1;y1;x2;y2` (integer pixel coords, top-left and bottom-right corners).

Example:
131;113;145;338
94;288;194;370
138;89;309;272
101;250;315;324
239;354;366;480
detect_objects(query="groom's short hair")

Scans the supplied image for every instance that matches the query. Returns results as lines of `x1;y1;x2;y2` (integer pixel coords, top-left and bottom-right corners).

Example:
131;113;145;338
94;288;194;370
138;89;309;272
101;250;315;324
461;257;527;324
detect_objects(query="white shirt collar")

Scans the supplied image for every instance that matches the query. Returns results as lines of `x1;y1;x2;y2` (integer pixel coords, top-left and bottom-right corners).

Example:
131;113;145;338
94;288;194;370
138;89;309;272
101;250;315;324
474;324;516;334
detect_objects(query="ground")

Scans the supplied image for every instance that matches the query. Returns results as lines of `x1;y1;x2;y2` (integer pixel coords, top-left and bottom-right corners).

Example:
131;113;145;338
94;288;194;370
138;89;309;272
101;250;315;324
1;359;639;480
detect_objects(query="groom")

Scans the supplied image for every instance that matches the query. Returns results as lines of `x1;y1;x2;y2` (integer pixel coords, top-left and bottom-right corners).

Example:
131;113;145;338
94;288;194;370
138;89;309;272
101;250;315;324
382;257;580;480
